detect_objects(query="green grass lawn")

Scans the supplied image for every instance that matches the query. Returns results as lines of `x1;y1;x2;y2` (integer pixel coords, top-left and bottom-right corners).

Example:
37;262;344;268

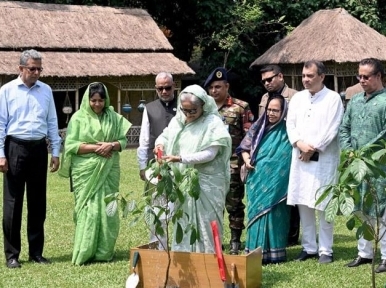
0;149;386;287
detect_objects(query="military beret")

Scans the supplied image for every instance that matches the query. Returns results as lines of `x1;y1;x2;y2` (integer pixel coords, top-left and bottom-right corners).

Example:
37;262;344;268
203;67;228;88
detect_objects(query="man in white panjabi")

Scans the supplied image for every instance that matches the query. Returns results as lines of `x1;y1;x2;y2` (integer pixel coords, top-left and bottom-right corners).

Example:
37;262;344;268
286;60;344;264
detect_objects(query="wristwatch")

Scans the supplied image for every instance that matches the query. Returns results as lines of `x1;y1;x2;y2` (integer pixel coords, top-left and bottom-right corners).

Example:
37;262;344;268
111;142;115;149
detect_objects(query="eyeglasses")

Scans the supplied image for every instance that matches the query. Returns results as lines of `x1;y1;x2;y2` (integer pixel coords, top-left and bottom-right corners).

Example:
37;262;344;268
180;107;198;115
356;74;375;81
156;86;172;92
266;108;281;115
22;66;43;73
261;74;278;84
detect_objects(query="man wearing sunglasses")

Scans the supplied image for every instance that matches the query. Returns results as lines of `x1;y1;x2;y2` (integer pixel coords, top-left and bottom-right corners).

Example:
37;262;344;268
258;64;299;246
137;72;177;181
204;67;253;255
137;72;177;249
0;49;61;268
258;65;297;118
340;58;386;273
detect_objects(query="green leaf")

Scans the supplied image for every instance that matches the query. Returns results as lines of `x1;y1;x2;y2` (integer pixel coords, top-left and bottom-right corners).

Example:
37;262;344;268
176;222;183;244
324;197;339;222
144;207;155;227
173;206;183;220
126;200;136;212
120;197;128;214
152;163;160;179
190;227;197;245
362;222;375;241
339;167;351;183
315;186;333;206
364;192;374;210
350;159;369;183
156;178;165;195
371;149;386;161
346;217;356;230
122;199;135;218
175;187;185;204
129;216;140;227
171;164;182;183
155;223;165;237
105;200;118;217
339;193;355;216
104;192;119;204
352;188;361;205
187;169;200;200
163;174;174;197
356;226;364;240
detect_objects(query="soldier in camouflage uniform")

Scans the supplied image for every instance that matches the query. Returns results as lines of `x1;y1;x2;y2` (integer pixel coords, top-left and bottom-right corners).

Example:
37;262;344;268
204;67;253;254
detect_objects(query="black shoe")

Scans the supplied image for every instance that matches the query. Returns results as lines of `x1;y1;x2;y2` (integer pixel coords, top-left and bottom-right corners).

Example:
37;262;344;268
6;258;21;268
346;256;372;267
295;250;318;261
229;242;241;255
375;260;386;273
29;255;51;264
229;229;242;255
319;254;333;264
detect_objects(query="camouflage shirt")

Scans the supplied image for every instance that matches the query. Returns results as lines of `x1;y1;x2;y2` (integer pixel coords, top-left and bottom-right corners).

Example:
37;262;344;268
218;96;252;170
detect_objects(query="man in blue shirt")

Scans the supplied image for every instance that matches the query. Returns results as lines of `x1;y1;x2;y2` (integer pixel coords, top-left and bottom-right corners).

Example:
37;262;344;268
0;49;61;268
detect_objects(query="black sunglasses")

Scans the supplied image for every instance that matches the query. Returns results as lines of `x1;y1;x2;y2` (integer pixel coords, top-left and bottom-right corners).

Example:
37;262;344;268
156;86;172;92
356;74;375;81
22;66;43;73
261;74;278;84
180;107;198;115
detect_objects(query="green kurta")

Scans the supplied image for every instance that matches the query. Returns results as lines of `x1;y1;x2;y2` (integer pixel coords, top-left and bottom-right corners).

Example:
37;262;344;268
59;83;131;265
155;84;231;253
339;88;386;216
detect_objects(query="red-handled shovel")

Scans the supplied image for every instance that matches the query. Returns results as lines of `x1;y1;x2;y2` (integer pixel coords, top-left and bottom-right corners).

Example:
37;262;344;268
210;220;227;286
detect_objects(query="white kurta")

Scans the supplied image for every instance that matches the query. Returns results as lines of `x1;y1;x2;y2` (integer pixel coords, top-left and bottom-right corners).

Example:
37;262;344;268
286;86;344;210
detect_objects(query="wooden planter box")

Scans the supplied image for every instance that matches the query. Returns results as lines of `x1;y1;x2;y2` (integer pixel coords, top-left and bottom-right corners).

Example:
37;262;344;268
129;242;262;288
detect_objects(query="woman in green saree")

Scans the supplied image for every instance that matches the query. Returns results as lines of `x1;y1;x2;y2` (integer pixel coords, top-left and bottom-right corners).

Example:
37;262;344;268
59;82;131;265
154;84;231;253
237;94;292;264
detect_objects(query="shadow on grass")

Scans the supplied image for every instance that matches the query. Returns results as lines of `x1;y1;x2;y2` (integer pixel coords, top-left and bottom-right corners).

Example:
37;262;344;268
40;248;129;265
44;254;72;263
114;249;130;261
285;235;359;260
262;267;292;288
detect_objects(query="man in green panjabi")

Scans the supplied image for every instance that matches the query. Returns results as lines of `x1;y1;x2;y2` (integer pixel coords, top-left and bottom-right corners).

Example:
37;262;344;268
340;58;386;273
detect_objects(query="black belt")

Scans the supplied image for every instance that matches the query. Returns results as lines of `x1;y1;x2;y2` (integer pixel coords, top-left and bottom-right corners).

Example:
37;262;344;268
7;136;46;147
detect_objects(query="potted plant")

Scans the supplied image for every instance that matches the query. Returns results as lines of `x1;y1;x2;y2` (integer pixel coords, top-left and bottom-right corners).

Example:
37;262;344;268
105;159;200;288
106;159;263;288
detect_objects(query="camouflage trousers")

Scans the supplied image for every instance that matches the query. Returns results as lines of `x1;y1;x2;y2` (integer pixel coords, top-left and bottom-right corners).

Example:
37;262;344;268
225;172;245;230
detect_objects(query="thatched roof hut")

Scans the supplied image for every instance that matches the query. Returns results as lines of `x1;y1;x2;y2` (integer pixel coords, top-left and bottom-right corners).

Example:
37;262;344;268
250;8;386;92
0;1;195;144
0;1;194;77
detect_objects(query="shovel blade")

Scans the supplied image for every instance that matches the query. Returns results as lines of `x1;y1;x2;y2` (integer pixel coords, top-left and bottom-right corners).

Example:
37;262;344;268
126;273;139;288
226;263;239;288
